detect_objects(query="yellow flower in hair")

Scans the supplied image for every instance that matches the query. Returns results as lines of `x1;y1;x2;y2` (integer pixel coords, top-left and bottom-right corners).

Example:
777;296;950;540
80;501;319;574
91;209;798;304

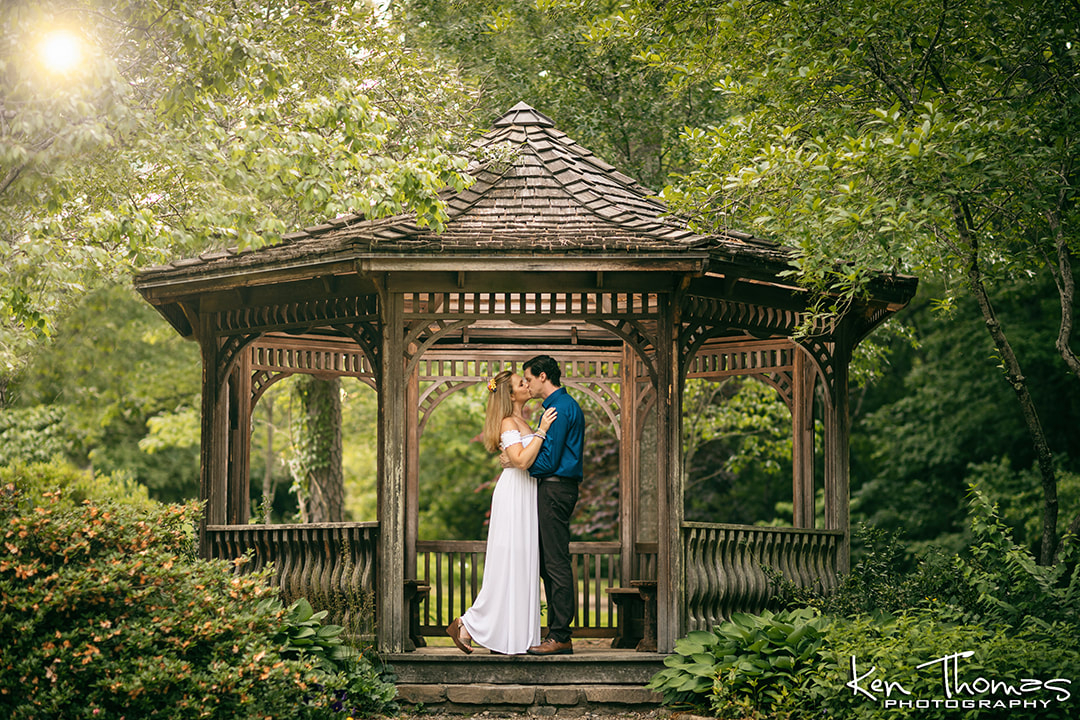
487;377;498;392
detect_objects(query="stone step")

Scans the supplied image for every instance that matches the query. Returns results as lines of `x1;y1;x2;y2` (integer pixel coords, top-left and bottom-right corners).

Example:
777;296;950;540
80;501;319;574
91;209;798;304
397;683;663;715
386;648;666;685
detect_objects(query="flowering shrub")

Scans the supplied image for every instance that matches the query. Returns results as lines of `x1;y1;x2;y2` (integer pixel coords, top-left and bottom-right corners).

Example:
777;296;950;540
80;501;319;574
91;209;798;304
0;482;391;719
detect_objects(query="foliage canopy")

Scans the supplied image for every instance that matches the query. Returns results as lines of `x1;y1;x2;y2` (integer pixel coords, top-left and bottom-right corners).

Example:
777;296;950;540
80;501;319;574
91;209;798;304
1;0;478;375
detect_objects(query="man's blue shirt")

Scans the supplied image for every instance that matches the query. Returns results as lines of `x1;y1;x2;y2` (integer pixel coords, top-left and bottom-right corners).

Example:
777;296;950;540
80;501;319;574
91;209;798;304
530;386;584;480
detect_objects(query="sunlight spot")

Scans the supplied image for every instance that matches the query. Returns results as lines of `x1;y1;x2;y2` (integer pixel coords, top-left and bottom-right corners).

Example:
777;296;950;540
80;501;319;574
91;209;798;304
38;30;82;74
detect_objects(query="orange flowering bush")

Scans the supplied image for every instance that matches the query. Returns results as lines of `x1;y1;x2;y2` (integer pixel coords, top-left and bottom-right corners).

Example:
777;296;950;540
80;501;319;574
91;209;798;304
0;483;354;719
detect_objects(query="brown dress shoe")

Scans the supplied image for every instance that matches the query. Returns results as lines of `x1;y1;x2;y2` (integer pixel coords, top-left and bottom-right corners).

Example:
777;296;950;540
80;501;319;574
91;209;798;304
446;617;472;654
526;638;573;655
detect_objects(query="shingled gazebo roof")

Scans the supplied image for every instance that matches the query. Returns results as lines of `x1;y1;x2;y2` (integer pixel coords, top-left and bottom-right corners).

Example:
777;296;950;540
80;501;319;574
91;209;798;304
136;103;793;282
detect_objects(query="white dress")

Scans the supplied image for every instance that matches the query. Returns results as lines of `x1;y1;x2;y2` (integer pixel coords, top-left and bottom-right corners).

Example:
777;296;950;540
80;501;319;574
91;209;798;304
459;429;542;654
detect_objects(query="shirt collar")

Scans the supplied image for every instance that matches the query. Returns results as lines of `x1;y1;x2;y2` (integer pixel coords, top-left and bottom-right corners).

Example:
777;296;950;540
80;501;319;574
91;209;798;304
542;386;566;408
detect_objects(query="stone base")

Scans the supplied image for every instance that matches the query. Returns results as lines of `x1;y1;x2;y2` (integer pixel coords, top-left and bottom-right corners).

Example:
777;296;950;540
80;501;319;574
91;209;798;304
397;683;663;715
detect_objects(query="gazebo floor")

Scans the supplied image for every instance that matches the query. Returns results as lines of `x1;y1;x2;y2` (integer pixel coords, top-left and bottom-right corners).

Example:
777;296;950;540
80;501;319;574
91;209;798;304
388;644;667;713
386;643;666;685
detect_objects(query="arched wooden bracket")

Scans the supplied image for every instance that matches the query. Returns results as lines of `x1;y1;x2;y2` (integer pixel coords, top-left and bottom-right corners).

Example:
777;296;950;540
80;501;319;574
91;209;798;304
562;378;621;441
585;318;659;388
334;321;383;390
679;321;731;376
751;371;794;410
405;319;474;376
251;369;293;407
216;332;264;394
418;379;482;437
793;337;836;405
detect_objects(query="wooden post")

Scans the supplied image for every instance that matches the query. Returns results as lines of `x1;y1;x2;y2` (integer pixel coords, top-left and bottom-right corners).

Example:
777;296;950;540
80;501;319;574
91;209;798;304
822;327;852;574
406;366;420;581
655;294;684;653
198;313;227;557
227;350;253;524
377;292;407;652
619;344;637;584
791;348;816;529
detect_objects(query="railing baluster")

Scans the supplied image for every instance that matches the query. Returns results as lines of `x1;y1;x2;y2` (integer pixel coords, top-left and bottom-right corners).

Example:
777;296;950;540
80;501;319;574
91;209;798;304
470;550;479;605
682;523;843;626
204;523;379;632
594;553;602;630
422;550;431;627
582;552;592;629
435;550;444;627
571;553;580;627
458;552;467;618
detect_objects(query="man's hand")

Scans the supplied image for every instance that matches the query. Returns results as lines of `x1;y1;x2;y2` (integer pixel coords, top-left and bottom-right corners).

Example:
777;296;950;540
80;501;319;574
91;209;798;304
499;450;511;468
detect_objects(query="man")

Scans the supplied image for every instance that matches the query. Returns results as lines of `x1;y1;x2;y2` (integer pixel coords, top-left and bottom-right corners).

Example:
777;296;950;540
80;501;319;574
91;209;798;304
521;354;584;656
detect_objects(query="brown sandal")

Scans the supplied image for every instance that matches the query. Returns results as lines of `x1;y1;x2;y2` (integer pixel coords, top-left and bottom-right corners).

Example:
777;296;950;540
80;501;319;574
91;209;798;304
446;617;472;654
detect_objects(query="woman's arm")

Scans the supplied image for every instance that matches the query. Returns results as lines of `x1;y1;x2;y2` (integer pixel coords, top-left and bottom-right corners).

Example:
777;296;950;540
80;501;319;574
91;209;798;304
502;408;557;469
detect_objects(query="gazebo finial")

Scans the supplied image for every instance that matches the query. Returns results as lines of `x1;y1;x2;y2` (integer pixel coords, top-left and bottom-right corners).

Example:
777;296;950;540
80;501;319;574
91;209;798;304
493;101;555;128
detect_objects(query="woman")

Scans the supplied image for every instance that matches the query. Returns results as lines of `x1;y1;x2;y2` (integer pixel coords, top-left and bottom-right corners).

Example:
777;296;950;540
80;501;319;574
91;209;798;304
446;370;557;655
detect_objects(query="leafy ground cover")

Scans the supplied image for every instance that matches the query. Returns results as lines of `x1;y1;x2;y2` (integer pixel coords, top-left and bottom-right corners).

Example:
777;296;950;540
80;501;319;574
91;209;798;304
650;491;1080;719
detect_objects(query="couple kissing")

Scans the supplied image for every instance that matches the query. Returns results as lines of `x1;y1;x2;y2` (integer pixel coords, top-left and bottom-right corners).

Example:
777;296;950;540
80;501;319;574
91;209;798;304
447;354;584;656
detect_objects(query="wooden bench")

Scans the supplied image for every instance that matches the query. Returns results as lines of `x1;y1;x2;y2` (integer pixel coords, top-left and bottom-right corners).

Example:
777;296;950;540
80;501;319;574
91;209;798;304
605;580;657;652
403;579;430;651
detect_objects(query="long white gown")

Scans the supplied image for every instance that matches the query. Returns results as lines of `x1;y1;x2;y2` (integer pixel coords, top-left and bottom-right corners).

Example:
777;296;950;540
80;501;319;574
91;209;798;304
459;429;541;654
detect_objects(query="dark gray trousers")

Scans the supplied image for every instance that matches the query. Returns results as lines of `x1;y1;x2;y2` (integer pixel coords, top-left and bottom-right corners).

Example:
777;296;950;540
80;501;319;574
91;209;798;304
537;478;579;643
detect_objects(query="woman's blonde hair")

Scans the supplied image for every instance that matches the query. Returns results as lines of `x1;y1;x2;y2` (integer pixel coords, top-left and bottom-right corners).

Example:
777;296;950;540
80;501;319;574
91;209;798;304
482;370;515;452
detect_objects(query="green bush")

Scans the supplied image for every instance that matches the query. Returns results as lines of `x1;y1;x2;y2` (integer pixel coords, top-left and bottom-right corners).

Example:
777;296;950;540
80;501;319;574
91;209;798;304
0;459;157;513
648;608;828;717
772;522;968;618
815;613;1079;720
269;597;397;718
0;483;392;719
952;490;1080;631
651;610;1079;720
0;405;69;465
653;491;1080;718
774;488;1079;630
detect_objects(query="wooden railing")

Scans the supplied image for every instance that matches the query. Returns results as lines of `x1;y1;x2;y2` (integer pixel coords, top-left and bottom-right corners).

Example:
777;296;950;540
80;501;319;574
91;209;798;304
414;540;655;638
683;523;842;631
206;522;379;634
205;523;840;643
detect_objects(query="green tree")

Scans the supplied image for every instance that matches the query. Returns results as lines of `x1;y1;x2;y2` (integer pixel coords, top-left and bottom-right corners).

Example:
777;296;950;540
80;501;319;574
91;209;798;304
852;277;1080;555
396;0;724;190
290;375;345;523
683;377;800;525
1;0;476;382
593;0;1080;562
417;385;493;541
4;284;201;501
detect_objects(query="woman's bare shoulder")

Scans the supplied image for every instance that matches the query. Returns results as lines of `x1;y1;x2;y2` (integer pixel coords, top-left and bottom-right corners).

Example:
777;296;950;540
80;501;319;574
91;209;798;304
500;416;517;432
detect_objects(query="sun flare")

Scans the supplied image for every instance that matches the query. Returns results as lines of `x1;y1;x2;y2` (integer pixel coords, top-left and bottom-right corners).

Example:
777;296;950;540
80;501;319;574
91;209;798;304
38;30;82;74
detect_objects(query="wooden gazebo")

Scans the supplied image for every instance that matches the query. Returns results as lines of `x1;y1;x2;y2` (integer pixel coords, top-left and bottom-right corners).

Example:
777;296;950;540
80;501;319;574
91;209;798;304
133;102;916;655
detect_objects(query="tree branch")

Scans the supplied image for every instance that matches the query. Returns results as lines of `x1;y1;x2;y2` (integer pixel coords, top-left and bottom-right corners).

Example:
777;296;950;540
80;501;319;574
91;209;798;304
951;196;1060;565
1043;205;1080;381
0;163;25;200
866;43;916;112
912;1;949;97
